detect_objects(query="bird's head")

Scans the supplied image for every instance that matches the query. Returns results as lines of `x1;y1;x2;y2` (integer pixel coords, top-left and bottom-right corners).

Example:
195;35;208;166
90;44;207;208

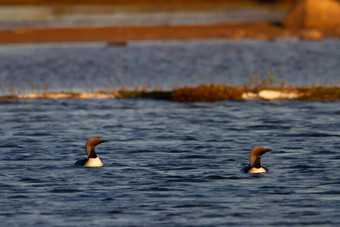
85;137;109;158
249;146;272;168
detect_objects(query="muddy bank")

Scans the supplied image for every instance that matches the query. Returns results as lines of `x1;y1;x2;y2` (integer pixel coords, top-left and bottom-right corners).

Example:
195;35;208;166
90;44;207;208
0;0;297;7
0;23;339;45
0;0;339;43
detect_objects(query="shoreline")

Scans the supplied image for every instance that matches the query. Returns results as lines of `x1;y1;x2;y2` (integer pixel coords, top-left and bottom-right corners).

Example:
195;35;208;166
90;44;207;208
1;84;340;102
0;0;297;7
0;23;339;45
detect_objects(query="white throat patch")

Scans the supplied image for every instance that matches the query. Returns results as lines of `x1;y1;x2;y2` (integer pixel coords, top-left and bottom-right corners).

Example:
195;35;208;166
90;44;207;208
248;167;267;174
84;157;104;167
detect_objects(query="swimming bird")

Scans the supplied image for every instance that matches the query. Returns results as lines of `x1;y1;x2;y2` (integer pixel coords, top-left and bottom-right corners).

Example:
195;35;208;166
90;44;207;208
75;137;108;167
243;146;272;173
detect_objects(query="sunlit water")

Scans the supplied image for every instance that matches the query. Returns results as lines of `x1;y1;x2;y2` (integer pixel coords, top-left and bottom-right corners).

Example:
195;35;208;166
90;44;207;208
0;39;340;226
1;99;340;226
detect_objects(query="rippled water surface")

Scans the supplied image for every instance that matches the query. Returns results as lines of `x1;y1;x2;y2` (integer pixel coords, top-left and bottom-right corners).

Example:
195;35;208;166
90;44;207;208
0;39;339;95
1;39;340;226
1;99;340;226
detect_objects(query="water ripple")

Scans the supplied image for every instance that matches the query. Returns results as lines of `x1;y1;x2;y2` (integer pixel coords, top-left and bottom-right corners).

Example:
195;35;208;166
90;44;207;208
1;94;340;226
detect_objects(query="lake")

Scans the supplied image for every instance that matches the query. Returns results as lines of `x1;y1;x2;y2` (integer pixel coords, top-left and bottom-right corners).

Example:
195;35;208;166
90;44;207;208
0;39;340;226
0;39;339;95
1;99;340;226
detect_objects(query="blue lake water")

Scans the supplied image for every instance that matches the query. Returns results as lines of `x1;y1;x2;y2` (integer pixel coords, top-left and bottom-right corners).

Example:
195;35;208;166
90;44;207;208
0;39;340;226
1;99;340;226
0;39;339;95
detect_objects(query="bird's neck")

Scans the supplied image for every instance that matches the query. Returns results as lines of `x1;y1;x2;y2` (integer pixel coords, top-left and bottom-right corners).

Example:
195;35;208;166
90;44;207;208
86;146;97;159
250;156;262;168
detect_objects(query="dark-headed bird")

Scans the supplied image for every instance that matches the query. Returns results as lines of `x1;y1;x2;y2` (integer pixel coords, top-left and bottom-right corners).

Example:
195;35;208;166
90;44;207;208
243;146;272;173
75;137;108;167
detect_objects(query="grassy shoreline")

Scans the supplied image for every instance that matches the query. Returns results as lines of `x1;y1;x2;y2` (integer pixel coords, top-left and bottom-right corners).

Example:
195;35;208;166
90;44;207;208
1;84;340;102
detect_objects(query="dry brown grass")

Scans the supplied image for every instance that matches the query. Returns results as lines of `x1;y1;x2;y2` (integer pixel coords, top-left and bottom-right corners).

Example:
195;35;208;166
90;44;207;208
1;74;340;102
297;87;340;101
2;86;340;102
0;95;19;100
171;84;244;102
246;72;277;90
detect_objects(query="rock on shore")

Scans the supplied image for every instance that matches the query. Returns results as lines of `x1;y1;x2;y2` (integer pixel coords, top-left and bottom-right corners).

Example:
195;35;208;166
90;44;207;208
284;0;340;29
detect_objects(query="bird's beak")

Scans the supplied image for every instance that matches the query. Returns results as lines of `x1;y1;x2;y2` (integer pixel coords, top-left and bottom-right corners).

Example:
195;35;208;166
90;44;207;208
101;140;109;143
265;149;272;152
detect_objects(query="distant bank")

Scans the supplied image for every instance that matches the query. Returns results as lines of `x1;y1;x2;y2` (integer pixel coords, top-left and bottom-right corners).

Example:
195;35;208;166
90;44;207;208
0;0;297;7
0;23;339;45
2;84;340;102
